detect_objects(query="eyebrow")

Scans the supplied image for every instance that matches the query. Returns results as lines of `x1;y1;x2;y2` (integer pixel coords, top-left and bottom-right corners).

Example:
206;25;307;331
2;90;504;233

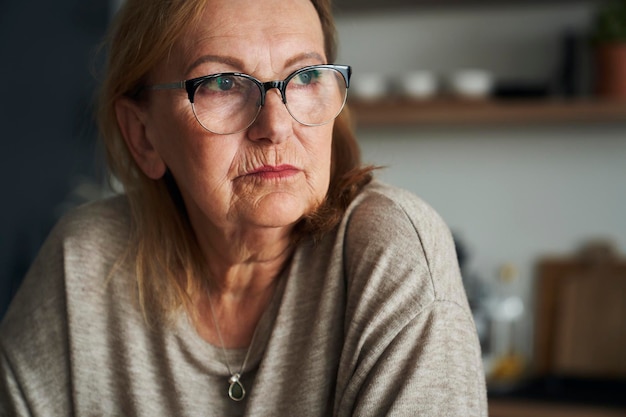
185;55;244;76
185;51;326;77
284;52;326;68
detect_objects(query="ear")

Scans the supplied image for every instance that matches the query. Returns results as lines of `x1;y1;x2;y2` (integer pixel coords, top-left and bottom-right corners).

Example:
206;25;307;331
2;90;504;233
115;97;167;180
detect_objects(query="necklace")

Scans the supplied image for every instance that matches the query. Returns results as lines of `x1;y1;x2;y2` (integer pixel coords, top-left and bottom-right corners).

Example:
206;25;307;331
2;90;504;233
206;291;258;402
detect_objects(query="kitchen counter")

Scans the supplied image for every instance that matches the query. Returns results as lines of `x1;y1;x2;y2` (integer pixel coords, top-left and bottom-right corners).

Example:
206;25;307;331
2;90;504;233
488;377;626;417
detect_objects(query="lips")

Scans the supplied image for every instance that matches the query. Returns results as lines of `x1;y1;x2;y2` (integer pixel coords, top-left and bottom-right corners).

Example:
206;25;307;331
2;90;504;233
245;164;301;179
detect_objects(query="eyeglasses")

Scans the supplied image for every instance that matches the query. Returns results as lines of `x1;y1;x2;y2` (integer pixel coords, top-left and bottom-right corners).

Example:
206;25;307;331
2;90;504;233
147;64;351;135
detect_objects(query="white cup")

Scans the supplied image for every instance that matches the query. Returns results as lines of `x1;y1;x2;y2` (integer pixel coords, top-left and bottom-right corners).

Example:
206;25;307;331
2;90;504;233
450;69;494;98
400;71;438;99
350;72;389;101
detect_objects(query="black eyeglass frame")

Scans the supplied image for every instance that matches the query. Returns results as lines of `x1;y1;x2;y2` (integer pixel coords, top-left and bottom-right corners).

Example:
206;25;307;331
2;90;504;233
150;64;351;104
146;64;351;133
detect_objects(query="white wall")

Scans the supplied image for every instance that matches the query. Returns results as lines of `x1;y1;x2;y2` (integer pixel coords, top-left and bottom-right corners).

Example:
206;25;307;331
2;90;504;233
336;2;594;82
357;124;626;292
335;2;626;357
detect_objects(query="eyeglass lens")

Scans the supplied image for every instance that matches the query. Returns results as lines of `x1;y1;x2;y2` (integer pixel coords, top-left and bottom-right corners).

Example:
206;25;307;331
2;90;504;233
191;67;347;135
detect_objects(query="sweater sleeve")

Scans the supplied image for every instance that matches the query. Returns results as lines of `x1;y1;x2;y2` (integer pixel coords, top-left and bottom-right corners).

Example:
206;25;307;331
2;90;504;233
0;222;73;417
0;349;30;417
335;184;487;416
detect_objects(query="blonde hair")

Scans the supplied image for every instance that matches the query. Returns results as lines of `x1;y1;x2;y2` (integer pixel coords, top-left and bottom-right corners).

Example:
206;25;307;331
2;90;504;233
99;0;373;323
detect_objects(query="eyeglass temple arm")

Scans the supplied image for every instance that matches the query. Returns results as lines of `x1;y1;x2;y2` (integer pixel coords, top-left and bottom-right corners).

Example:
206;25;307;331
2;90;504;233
148;81;185;90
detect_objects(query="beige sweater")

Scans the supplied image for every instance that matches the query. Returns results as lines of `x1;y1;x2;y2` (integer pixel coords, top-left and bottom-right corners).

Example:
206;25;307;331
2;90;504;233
1;181;487;416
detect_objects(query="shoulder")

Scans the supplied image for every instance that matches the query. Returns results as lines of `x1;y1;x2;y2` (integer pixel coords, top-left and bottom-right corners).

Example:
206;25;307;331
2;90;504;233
343;180;457;282
1;195;131;334
34;193;131;283
39;194;132;268
54;194;131;244
340;180;467;310
344;180;450;245
0;195;132;414
332;182;482;410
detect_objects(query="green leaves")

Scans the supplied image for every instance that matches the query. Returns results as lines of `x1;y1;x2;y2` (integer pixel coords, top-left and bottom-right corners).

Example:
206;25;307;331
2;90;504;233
592;0;626;43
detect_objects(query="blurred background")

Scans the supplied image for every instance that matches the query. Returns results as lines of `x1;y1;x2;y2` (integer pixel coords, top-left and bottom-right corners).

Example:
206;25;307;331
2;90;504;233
335;0;626;415
0;0;112;315
1;0;625;415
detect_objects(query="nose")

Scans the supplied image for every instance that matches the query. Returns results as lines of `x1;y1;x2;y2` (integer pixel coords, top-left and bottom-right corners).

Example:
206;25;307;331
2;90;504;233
246;88;293;144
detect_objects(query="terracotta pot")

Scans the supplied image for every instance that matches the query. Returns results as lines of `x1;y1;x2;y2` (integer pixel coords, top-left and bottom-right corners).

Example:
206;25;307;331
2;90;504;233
595;43;626;99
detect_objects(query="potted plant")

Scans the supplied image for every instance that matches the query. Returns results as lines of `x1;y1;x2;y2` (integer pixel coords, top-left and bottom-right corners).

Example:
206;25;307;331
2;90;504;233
591;0;626;99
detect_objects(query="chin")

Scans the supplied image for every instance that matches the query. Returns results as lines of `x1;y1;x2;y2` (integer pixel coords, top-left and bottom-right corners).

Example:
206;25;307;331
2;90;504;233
249;193;320;229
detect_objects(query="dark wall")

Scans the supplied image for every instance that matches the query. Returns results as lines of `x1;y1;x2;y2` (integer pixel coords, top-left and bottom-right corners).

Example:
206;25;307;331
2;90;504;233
0;0;110;317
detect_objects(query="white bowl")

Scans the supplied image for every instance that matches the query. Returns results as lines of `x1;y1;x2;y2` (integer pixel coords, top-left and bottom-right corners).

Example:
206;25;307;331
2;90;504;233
400;71;438;99
350;73;389;100
450;69;494;98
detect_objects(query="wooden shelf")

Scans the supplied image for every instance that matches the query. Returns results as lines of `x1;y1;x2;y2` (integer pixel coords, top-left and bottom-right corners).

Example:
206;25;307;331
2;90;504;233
334;0;607;13
347;98;626;128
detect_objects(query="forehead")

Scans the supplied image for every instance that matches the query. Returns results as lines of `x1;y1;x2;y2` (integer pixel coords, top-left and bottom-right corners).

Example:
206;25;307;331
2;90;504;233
173;0;325;75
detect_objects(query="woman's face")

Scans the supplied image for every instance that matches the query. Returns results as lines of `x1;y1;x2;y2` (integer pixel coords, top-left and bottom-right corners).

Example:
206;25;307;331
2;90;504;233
138;0;332;237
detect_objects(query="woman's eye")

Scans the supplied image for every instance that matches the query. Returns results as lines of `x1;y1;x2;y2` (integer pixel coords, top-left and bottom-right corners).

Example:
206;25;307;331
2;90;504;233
294;69;320;86
212;76;234;91
201;76;237;92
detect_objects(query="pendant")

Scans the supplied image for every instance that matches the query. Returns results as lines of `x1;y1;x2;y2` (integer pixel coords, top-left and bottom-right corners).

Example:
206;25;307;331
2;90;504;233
228;373;246;401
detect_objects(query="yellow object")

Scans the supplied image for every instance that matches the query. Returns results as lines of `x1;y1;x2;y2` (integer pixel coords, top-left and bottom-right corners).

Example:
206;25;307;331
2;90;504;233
490;352;526;382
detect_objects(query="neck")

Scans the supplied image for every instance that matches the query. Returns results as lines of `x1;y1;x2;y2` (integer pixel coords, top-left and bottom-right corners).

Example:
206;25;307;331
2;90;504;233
202;224;294;295
192;224;295;348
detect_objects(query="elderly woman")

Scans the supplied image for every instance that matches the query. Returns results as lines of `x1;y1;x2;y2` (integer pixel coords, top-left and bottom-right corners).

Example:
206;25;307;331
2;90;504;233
0;0;487;415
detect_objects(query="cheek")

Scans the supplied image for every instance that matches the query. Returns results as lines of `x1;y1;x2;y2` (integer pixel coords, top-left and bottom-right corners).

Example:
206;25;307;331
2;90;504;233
320;125;335;168
304;125;334;191
162;99;198;137
146;97;205;166
165;133;237;191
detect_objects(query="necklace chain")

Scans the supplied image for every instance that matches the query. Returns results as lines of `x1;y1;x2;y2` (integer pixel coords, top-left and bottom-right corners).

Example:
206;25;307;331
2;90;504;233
206;290;258;402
